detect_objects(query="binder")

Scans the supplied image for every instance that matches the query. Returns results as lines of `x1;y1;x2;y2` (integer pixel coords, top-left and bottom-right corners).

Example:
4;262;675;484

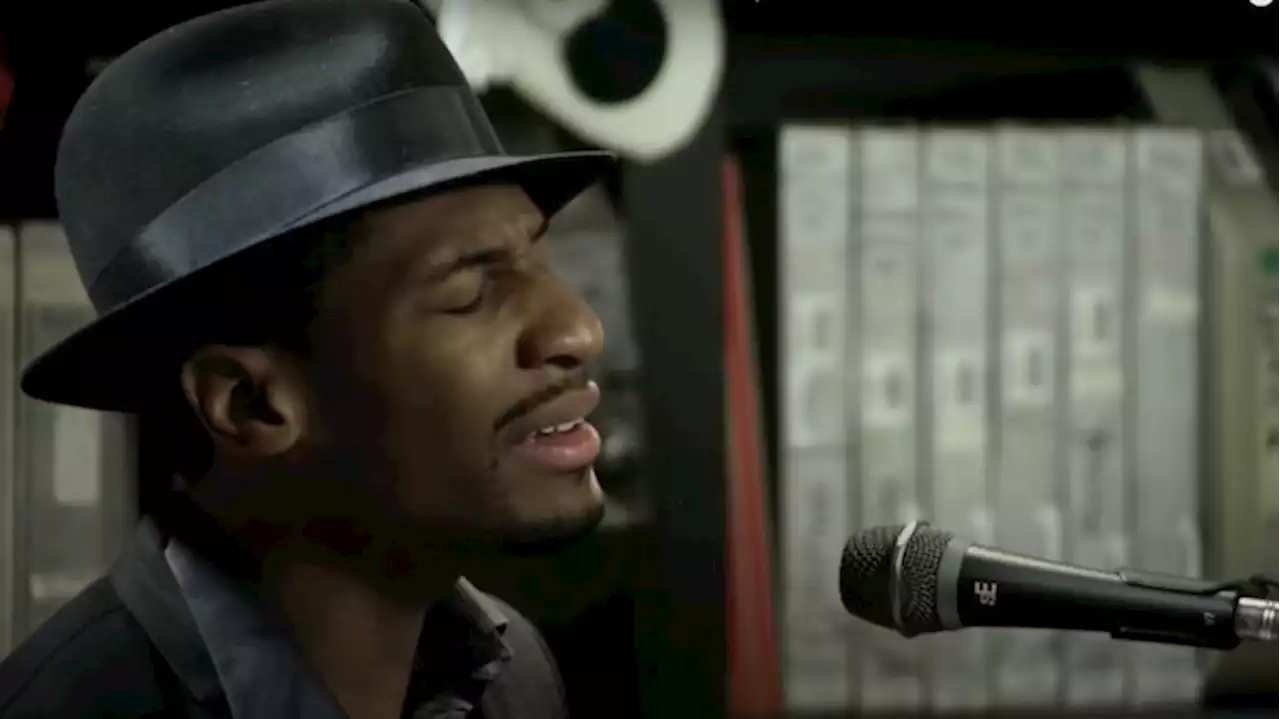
778;125;857;711
1127;127;1206;705
1059;129;1132;707
853;127;927;712
991;126;1065;706
920;128;993;712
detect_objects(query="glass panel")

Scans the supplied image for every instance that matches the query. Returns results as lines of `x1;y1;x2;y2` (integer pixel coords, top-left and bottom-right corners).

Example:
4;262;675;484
0;226;15;655
14;223;133;642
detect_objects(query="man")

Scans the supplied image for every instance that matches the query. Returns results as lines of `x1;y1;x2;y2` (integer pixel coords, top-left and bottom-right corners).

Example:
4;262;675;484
0;0;615;717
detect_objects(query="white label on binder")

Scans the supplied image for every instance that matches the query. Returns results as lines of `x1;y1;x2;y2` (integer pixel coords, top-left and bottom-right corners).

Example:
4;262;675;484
862;353;913;429
782;184;851;251
925;131;989;186
935;349;985;417
1070;367;1123;400
937;429;986;465
997;129;1060;187
1142;289;1200;324
1061;132;1127;184
785;292;846;447
862;129;918;171
934;349;986;452
861;129;920;213
52;406;101;507
787;290;844;353
781;126;853;175
1070;286;1119;359
1003;331;1054;407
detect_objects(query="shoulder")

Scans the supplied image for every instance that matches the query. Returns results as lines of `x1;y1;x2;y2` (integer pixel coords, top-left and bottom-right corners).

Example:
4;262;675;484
0;577;166;718
478;593;570;719
487;594;561;674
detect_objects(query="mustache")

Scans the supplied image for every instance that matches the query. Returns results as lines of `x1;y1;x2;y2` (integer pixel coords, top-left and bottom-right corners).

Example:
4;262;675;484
493;370;591;433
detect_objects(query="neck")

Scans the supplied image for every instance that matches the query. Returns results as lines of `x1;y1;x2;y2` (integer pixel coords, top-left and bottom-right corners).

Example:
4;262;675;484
186;474;461;719
263;554;441;719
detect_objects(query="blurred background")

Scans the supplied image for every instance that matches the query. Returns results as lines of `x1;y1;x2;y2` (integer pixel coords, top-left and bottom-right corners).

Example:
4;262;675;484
0;1;1276;717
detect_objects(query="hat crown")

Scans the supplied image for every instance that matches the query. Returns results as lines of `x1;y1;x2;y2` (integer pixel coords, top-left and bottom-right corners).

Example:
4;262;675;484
24;0;610;411
55;0;491;303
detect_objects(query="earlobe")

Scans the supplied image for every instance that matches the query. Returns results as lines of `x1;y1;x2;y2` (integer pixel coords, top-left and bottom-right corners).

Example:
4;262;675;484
180;345;309;458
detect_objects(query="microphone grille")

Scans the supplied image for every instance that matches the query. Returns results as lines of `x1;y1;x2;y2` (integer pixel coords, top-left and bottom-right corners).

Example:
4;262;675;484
839;524;954;635
838;524;903;625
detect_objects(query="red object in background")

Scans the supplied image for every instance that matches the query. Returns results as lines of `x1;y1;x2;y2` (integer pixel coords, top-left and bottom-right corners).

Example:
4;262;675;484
0;31;12;125
0;61;12;125
723;156;783;716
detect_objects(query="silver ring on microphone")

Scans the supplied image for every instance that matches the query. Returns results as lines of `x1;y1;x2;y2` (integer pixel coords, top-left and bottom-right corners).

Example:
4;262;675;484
890;520;920;633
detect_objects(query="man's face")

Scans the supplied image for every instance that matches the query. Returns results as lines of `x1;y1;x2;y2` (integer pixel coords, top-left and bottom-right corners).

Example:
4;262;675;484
306;184;607;549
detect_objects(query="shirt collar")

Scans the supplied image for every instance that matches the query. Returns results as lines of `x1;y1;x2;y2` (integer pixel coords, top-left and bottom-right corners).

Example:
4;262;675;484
451;576;509;637
165;535;349;719
111;514;513;719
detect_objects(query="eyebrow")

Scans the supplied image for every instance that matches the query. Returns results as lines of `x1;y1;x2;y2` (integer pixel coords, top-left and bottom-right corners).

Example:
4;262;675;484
416;217;550;282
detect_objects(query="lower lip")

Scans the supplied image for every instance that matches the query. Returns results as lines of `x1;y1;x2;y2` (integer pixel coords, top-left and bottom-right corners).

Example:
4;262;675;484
508;422;601;473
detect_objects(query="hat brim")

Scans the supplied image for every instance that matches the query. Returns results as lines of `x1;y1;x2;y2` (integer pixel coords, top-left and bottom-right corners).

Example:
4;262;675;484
20;150;615;412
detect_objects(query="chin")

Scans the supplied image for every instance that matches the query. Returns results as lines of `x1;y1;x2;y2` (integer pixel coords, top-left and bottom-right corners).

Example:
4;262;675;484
496;500;606;557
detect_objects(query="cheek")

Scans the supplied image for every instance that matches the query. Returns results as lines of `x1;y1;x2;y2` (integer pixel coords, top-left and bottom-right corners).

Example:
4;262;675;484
384;341;510;491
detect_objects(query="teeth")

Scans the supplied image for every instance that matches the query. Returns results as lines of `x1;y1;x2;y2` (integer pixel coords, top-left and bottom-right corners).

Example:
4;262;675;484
531;420;582;438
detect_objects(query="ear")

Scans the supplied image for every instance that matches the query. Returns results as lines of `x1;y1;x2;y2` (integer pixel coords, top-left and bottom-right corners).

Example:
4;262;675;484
179;345;311;459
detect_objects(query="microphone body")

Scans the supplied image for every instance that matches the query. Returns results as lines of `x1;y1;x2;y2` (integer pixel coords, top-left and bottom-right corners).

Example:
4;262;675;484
840;521;1278;650
951;544;1263;648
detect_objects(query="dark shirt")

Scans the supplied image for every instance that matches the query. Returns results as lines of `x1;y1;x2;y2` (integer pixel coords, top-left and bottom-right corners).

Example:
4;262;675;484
165;536;511;719
0;512;570;719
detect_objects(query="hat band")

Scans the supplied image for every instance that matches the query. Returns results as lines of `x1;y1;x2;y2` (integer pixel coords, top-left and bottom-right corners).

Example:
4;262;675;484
86;85;503;311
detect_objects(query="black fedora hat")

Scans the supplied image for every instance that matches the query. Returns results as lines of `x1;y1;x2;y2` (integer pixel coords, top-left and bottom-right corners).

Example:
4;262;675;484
20;0;613;411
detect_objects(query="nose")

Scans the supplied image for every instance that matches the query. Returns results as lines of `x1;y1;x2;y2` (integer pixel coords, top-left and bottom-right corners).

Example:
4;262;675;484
517;274;605;371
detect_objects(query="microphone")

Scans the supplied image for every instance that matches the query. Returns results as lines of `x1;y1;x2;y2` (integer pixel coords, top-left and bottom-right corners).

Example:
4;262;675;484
839;520;1279;650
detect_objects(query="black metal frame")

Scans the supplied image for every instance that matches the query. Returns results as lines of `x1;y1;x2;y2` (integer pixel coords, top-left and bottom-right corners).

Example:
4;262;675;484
622;106;728;719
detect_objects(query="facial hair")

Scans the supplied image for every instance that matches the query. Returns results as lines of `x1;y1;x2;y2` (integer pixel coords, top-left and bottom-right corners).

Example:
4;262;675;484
496;500;607;558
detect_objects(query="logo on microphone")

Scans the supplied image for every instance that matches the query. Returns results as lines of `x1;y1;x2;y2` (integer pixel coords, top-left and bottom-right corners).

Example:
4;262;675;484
974;581;998;607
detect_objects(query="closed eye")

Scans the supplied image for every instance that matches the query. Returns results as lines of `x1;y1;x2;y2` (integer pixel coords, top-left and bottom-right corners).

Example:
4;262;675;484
425;223;549;314
436;249;515;315
442;275;488;314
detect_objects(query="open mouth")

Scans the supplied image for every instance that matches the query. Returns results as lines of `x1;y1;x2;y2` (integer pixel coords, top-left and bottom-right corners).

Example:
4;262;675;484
510;418;601;472
504;382;603;473
528;419;587;439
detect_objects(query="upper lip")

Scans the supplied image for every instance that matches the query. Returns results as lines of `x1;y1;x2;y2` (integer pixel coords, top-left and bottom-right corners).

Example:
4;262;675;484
505;382;601;442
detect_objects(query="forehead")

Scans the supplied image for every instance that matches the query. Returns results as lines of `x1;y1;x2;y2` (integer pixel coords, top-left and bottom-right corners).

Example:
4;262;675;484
358;184;544;248
312;184;545;334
